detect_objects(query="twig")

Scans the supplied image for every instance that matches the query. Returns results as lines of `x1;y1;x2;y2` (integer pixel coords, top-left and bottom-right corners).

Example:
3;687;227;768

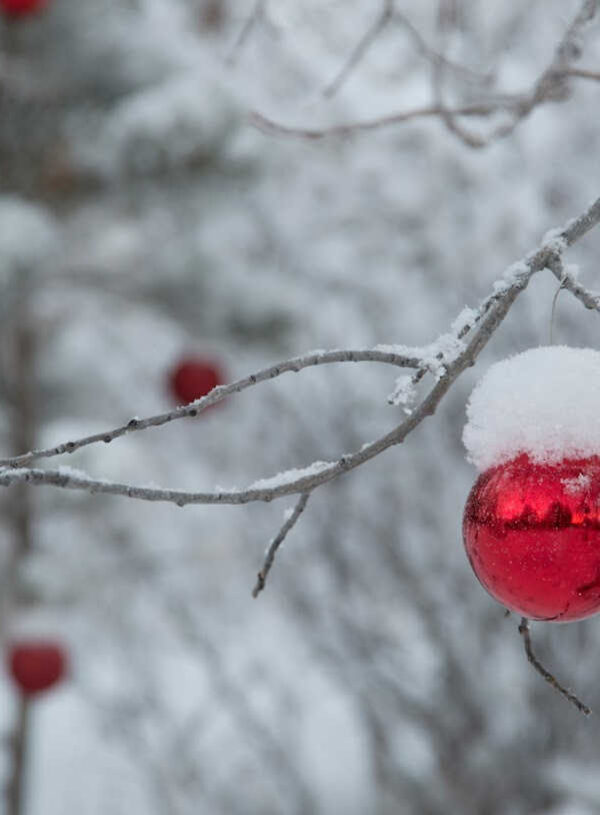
549;274;567;345
430;36;487;148
323;0;394;98
0;348;422;469
249;102;506;140
518;618;591;716
252;492;310;597
395;10;490;84
160;591;316;812
226;0;265;66
565;67;600;81
546;260;600;312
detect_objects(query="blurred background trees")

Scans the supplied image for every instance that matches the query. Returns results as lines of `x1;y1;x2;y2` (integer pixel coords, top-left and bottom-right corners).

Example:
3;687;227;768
1;1;600;813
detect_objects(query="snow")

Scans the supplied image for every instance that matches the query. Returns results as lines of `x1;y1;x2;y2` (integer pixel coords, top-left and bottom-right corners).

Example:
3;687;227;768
388;374;416;411
375;333;465;379
492;260;530;294
562;473;591;495
464;346;600;471
450;306;478;335
82;73;240;179
0;196;59;270
249;460;333;491
541;227;568;252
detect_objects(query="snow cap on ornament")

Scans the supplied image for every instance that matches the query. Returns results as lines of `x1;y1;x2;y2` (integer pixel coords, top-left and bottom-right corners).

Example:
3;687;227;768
463;345;600;471
462;346;600;623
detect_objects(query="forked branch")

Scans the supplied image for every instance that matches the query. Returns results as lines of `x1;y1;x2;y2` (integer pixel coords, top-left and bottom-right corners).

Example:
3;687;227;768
250;1;599;145
0;197;599;510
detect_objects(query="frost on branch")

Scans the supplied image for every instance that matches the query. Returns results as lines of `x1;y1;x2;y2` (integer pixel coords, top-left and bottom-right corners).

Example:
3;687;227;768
387;374;416;411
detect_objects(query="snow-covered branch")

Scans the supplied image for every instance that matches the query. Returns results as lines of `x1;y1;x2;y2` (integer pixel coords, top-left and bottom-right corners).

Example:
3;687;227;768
1;196;599;512
0;348;422;470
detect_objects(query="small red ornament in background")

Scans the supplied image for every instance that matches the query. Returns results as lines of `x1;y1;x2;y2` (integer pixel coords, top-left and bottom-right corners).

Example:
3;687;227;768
0;0;47;18
8;641;67;696
464;454;600;622
169;357;224;405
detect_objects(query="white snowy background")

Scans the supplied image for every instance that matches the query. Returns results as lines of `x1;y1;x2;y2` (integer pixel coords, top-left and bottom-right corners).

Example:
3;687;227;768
1;1;600;813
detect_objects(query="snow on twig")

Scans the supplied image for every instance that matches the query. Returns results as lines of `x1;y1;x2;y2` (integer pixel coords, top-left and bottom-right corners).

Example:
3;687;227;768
547;257;600;312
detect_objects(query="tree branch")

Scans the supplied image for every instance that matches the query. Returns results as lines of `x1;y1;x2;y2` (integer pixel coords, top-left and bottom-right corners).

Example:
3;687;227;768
545;252;600;314
0;198;598;508
0;348;422;469
250;1;599;144
249;102;506;140
322;0;394;98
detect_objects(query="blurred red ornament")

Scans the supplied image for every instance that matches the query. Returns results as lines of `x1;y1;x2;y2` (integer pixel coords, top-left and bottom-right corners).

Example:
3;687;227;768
0;0;47;18
169;357;224;405
199;0;226;30
8;641;67;696
463;454;600;622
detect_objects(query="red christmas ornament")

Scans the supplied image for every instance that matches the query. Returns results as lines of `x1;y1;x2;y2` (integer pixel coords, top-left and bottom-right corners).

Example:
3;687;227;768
8;641;67;696
169;357;224;405
0;0;47;18
463;454;600;622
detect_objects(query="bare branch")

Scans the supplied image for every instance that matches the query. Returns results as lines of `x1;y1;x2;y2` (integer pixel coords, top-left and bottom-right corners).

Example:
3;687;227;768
323;0;394;98
249;102;506;140
253;492;310;597
250;1;599;144
518;618;591;716
0;348;422;469
565;67;600;81
395;10;490;83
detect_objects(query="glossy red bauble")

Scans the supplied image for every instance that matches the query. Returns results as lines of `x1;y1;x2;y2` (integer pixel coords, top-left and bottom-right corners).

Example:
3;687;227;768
0;0;47;17
8;641;67;696
169;357;224;405
463;454;600;622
